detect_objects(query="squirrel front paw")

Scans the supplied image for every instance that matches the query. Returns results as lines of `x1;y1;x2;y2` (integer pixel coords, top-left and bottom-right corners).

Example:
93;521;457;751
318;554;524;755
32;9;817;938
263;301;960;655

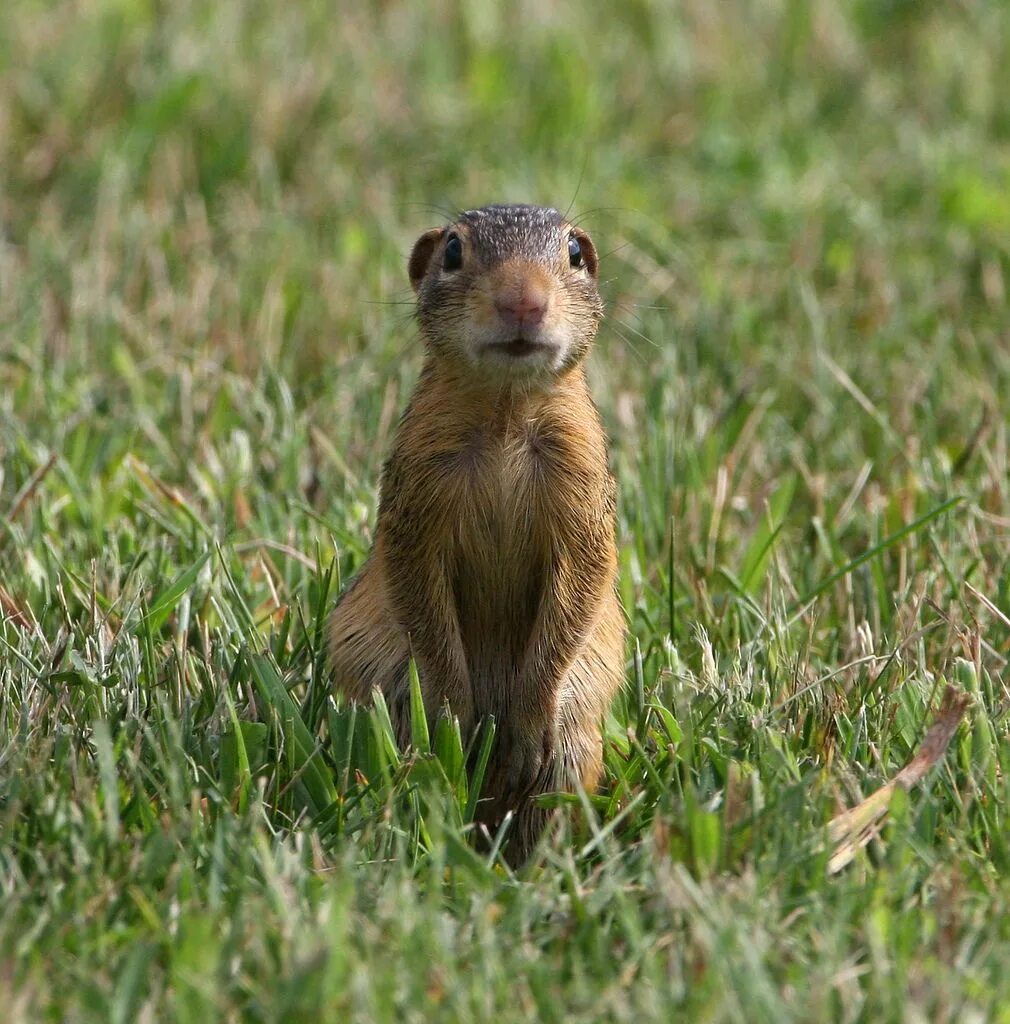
498;721;557;803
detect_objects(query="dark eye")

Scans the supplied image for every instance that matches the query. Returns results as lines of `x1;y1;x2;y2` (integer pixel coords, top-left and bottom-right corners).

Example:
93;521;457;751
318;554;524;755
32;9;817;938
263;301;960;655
568;233;583;269
443;233;463;272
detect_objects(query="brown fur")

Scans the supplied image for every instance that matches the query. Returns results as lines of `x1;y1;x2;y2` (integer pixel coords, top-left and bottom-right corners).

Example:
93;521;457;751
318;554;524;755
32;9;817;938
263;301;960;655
329;204;625;862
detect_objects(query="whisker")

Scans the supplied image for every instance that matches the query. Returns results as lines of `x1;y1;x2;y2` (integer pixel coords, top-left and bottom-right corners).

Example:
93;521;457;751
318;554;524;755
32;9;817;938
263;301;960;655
611;300;660;330
612;315;660;350
564;156;591;220
604;323;648;366
398;202;460;224
568;206;639;229
597;242;633;261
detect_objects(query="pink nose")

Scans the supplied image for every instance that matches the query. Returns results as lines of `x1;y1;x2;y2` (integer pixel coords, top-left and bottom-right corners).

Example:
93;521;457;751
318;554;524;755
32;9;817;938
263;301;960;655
495;292;546;329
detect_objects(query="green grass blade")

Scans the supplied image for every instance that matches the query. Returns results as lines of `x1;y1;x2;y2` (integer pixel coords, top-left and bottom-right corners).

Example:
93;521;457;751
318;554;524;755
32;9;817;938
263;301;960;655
246;651;338;815
407;657;430;754
792;496;963;611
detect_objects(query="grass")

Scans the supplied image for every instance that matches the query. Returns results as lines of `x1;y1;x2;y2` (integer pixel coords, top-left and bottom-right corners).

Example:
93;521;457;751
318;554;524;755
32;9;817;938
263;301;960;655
2;0;1009;1019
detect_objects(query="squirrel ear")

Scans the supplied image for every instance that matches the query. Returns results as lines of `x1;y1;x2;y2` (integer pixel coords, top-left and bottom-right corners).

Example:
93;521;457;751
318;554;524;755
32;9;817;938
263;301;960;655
408;228;444;292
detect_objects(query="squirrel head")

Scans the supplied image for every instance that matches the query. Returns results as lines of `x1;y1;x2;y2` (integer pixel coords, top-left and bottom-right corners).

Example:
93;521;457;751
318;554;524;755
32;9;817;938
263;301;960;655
407;204;604;383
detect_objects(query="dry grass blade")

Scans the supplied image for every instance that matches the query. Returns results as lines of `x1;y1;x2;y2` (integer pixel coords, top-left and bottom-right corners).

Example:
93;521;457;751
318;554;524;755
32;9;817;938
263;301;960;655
964;581;1010;631
4;452;58;524
826;685;971;874
0;584;33;631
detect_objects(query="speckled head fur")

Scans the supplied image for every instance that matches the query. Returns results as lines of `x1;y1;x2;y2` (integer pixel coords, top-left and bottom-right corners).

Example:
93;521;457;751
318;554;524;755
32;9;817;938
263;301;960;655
407;204;604;383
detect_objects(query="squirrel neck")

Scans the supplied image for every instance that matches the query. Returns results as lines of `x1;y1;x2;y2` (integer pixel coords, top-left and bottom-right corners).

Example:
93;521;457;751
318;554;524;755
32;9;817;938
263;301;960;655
416;356;592;427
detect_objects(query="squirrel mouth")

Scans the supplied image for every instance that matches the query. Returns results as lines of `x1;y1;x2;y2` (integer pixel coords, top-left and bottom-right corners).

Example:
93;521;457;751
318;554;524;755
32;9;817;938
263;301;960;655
489;337;551;358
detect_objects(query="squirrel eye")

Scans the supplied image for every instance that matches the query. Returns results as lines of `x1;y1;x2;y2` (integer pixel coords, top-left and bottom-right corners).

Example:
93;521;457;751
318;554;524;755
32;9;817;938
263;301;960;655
443;233;463;272
568;233;583;269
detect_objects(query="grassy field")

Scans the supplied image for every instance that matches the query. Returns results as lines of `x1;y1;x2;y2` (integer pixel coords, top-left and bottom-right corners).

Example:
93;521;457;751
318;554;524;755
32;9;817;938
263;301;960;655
2;0;1010;1019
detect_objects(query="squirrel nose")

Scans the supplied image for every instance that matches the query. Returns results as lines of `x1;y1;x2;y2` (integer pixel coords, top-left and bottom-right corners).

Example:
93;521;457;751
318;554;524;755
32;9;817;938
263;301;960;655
495;291;547;330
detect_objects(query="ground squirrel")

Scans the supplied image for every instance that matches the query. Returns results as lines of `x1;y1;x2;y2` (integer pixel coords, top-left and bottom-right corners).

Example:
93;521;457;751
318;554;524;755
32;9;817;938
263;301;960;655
329;203;625;862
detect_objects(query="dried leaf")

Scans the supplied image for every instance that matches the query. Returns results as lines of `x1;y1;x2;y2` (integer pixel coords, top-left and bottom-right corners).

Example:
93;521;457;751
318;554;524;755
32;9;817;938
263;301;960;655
826;685;970;874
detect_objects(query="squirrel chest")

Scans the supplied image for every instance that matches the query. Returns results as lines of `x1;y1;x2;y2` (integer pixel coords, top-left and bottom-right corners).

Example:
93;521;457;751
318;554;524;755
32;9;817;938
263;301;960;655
386;394;607;696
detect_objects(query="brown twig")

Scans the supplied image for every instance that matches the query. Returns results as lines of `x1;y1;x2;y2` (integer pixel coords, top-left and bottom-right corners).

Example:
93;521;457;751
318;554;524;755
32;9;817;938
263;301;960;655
0;585;33;631
826;685;971;874
5;451;58;523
